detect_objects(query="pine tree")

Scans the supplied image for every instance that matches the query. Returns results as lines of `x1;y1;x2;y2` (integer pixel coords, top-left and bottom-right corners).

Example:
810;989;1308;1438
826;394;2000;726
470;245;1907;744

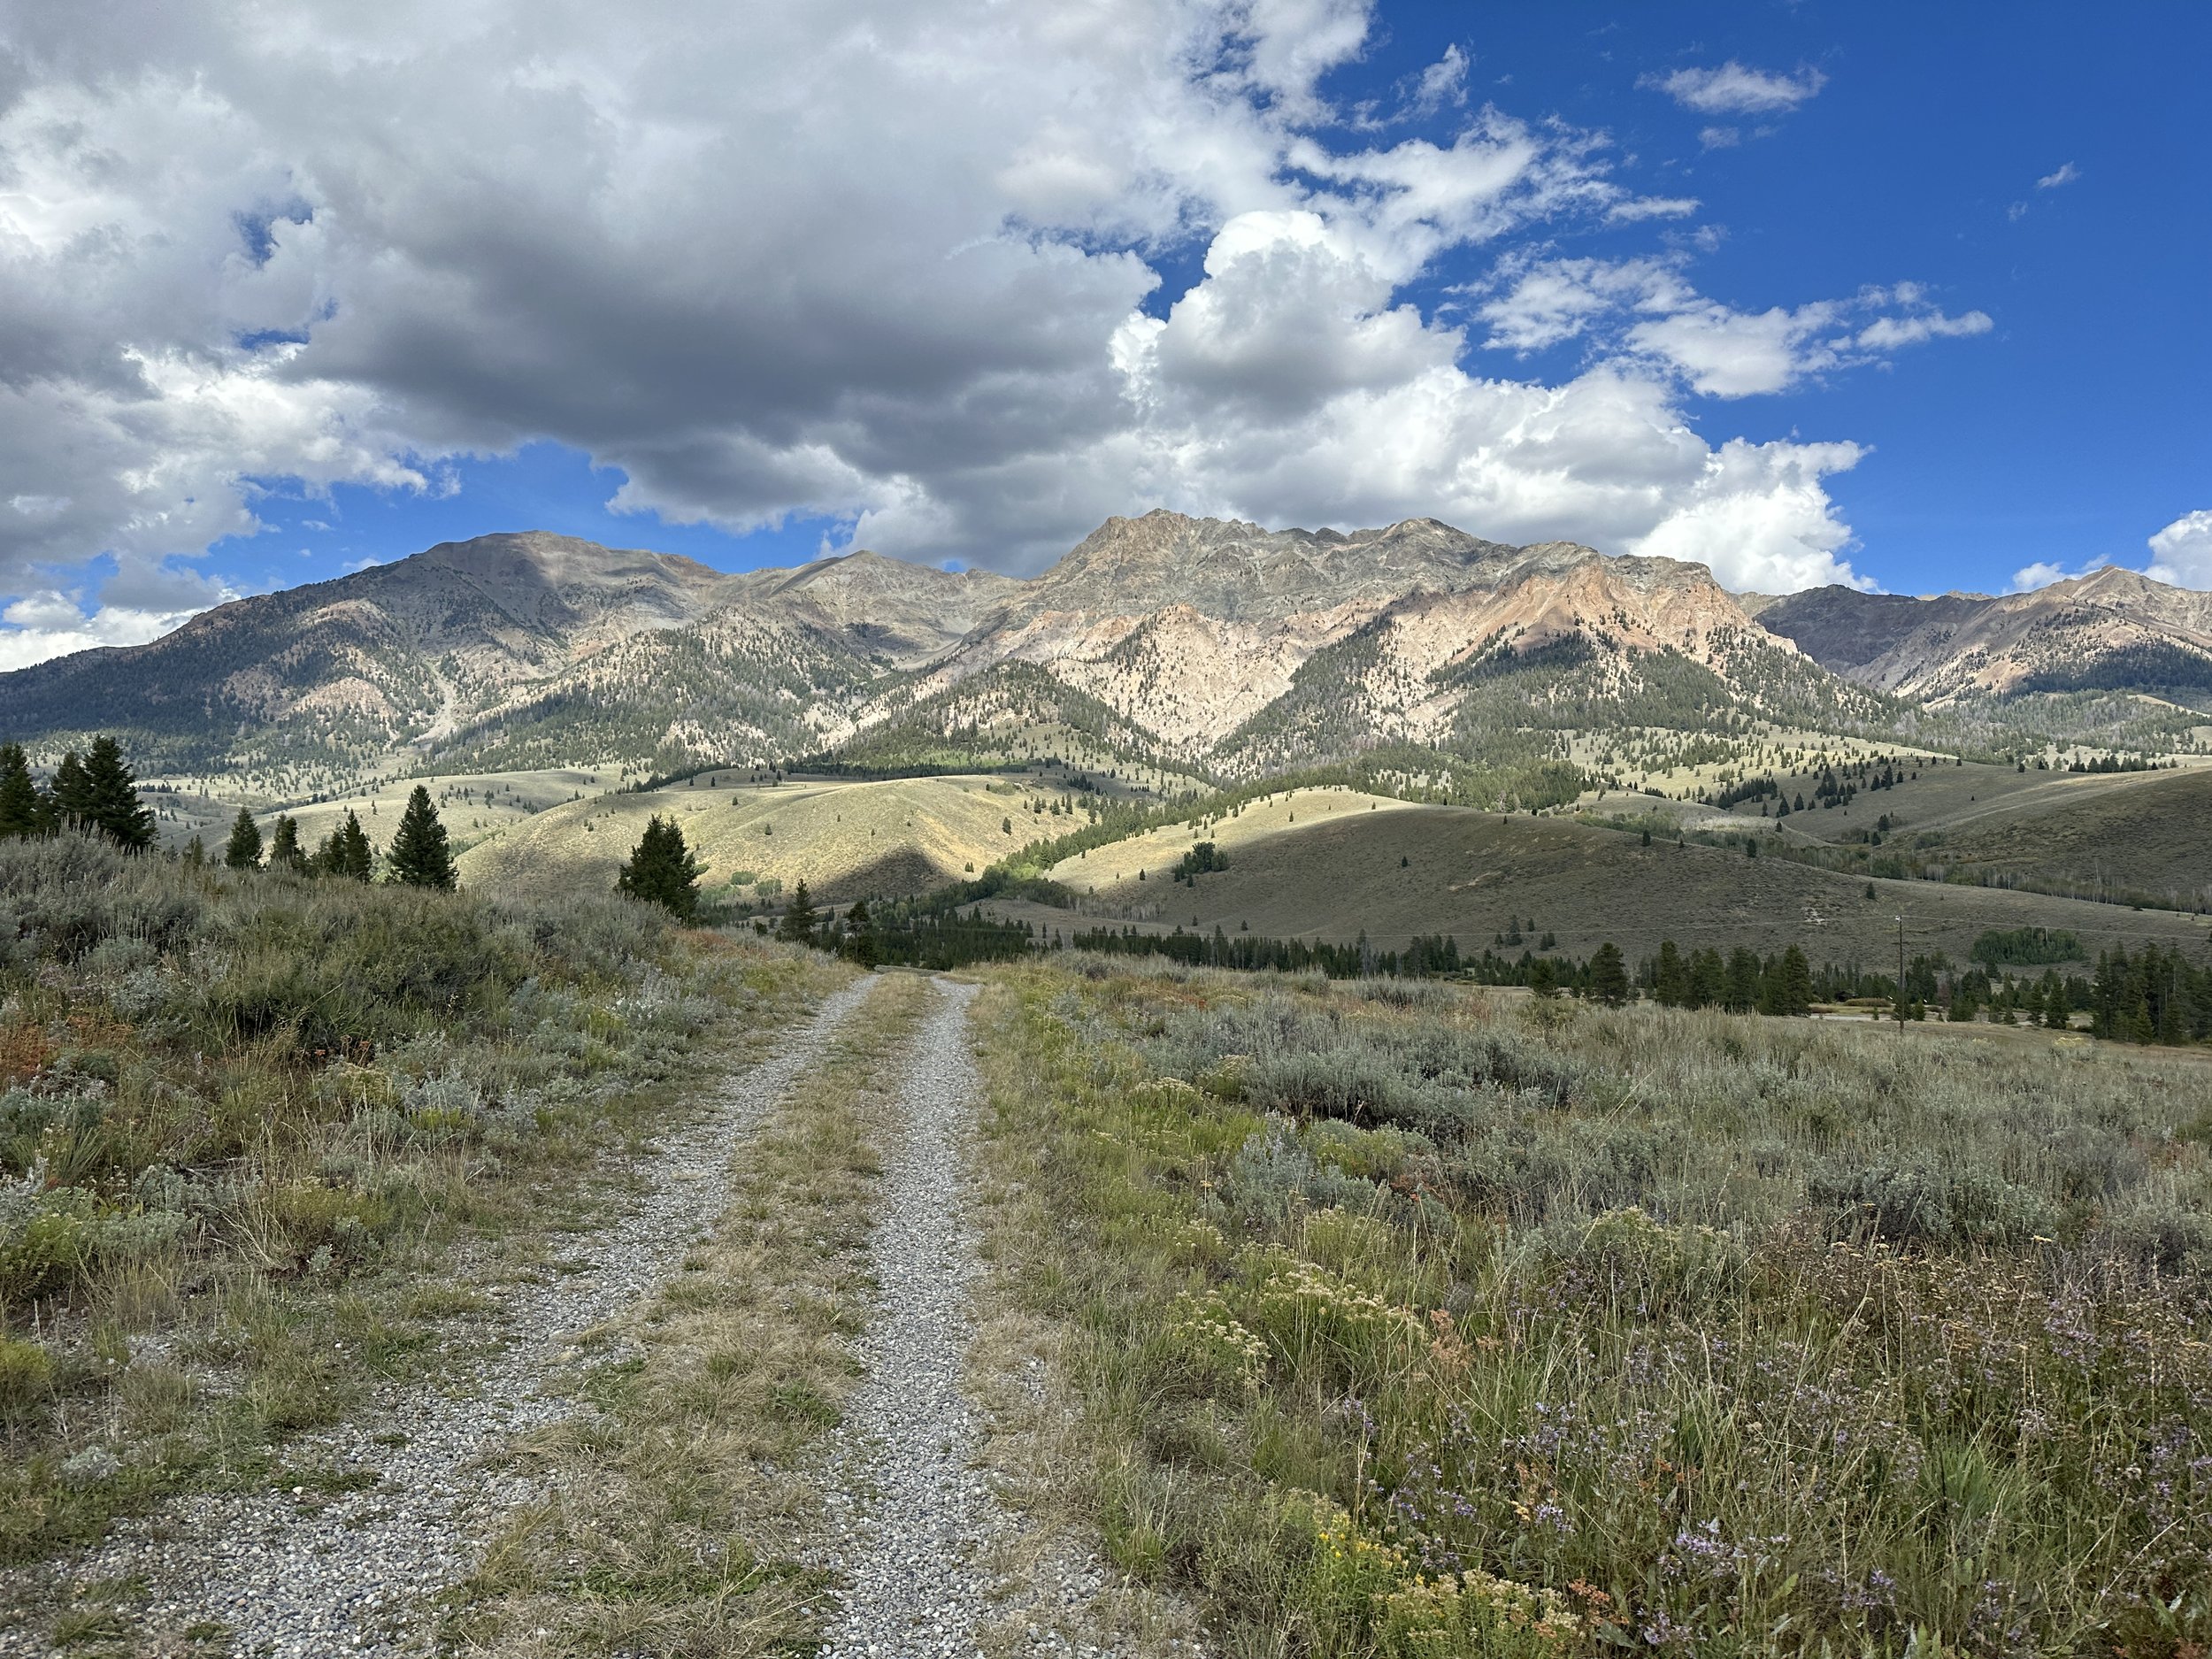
386;786;457;889
1724;947;1762;1014
184;833;206;865
79;737;156;850
223;807;264;870
1527;957;1558;999
50;751;93;830
0;744;47;840
617;815;702;918
1588;941;1630;1006
841;897;880;967
318;811;374;881
1652;940;1688;1008
267;815;306;871
1762;945;1814;1016
777;878;818;946
1686;948;1725;1010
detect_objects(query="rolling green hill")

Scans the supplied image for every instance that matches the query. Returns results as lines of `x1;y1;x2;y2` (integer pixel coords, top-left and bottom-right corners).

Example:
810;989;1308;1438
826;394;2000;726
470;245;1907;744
1018;786;2212;968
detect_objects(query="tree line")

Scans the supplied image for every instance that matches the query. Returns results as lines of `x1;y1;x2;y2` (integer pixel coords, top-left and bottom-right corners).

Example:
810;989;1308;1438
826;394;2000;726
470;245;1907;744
0;736;458;888
603;808;2212;1051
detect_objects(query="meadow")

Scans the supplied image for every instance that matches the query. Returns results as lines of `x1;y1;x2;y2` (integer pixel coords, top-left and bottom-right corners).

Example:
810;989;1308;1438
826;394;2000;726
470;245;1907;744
974;958;2212;1657
1031;785;2212;967
0;835;833;1571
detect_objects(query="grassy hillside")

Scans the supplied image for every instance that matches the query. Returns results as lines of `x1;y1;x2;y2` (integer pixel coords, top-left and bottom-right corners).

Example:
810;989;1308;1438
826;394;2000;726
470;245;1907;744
1032;786;2212;967
147;766;619;861
1597;754;2212;913
457;771;1094;904
1894;764;2212;907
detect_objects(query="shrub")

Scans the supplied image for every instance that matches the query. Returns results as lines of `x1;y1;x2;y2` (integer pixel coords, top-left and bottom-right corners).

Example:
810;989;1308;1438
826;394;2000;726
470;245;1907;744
0;1333;55;1411
1809;1157;2054;1248
1165;1290;1266;1396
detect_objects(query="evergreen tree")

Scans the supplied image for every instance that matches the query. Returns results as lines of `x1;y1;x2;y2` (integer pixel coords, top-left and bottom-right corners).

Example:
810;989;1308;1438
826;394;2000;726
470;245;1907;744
79;737;156;850
0;743;47;840
184;833;206;865
1723;947;1762;1014
617;815;702;918
1652;940;1688;1008
1527;957;1558;999
223;808;264;870
49;750;93;830
1587;941;1630;1006
1686;948;1725;1010
777;878;818;946
318;811;375;881
387;786;457;889
841;897;880;967
267;815;306;872
1763;945;1814;1016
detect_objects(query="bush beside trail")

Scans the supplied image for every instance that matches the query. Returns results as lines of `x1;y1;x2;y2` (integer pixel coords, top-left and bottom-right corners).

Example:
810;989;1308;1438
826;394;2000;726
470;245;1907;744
0;835;832;1561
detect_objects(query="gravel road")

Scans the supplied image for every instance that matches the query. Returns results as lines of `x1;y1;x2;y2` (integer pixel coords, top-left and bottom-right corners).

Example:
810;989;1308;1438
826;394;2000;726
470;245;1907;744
815;977;1116;1659
0;975;878;1659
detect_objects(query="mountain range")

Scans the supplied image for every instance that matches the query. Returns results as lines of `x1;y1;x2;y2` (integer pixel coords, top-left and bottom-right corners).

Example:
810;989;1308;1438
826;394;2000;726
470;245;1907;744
4;512;2208;796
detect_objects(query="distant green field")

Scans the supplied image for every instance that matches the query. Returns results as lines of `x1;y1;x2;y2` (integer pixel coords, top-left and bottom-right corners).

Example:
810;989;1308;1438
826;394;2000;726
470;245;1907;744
1022;785;2212;969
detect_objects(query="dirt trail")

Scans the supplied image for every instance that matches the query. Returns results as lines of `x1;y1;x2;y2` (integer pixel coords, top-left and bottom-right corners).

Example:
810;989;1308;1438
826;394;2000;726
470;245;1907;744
0;976;879;1659
814;977;1118;1659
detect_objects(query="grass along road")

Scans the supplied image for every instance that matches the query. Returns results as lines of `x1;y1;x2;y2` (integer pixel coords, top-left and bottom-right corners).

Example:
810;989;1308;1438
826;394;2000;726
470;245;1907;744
813;978;1154;1659
1;973;877;1657
965;959;2212;1655
449;971;1148;1658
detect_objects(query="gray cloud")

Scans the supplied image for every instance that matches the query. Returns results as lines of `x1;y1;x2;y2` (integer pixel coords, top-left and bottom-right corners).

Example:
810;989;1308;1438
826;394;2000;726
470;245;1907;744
0;1;1985;666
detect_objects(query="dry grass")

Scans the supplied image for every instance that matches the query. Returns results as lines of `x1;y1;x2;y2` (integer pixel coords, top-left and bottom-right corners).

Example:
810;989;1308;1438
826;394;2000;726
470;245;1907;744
965;1066;1211;1659
0;838;846;1580
970;957;2212;1657
443;971;933;1657
1024;796;2212;965
459;773;1073;904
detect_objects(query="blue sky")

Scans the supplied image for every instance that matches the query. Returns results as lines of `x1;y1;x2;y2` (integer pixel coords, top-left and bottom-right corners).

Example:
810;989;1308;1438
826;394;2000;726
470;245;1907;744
2;0;2206;667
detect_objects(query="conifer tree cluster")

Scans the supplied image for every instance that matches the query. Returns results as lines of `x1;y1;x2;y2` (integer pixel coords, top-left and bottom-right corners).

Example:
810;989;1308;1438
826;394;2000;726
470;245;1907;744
1648;940;1815;1015
315;811;377;881
0;736;156;850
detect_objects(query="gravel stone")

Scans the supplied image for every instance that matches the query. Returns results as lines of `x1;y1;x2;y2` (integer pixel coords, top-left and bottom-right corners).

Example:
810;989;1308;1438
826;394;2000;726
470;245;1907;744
814;978;1119;1659
0;976;877;1659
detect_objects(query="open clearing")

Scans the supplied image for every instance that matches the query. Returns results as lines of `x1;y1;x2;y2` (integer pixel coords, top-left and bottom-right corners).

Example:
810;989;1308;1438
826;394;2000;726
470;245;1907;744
1030;785;2212;965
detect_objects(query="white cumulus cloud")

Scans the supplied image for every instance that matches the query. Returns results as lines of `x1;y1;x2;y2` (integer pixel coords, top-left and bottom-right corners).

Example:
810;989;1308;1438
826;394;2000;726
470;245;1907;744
0;0;1989;666
2037;162;2081;190
2147;511;2212;588
1643;61;1826;116
1478;260;1992;397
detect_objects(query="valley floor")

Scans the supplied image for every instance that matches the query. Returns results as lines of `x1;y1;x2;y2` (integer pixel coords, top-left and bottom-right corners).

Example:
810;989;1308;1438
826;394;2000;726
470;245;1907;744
8;895;2210;1655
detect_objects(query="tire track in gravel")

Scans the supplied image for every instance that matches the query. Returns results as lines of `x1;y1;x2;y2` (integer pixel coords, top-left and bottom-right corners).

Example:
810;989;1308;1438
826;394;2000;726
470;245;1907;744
815;977;1118;1659
0;974;879;1659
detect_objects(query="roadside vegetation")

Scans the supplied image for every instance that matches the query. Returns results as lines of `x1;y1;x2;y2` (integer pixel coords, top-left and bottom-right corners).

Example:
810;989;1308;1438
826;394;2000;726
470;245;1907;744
0;832;833;1572
975;958;2212;1655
